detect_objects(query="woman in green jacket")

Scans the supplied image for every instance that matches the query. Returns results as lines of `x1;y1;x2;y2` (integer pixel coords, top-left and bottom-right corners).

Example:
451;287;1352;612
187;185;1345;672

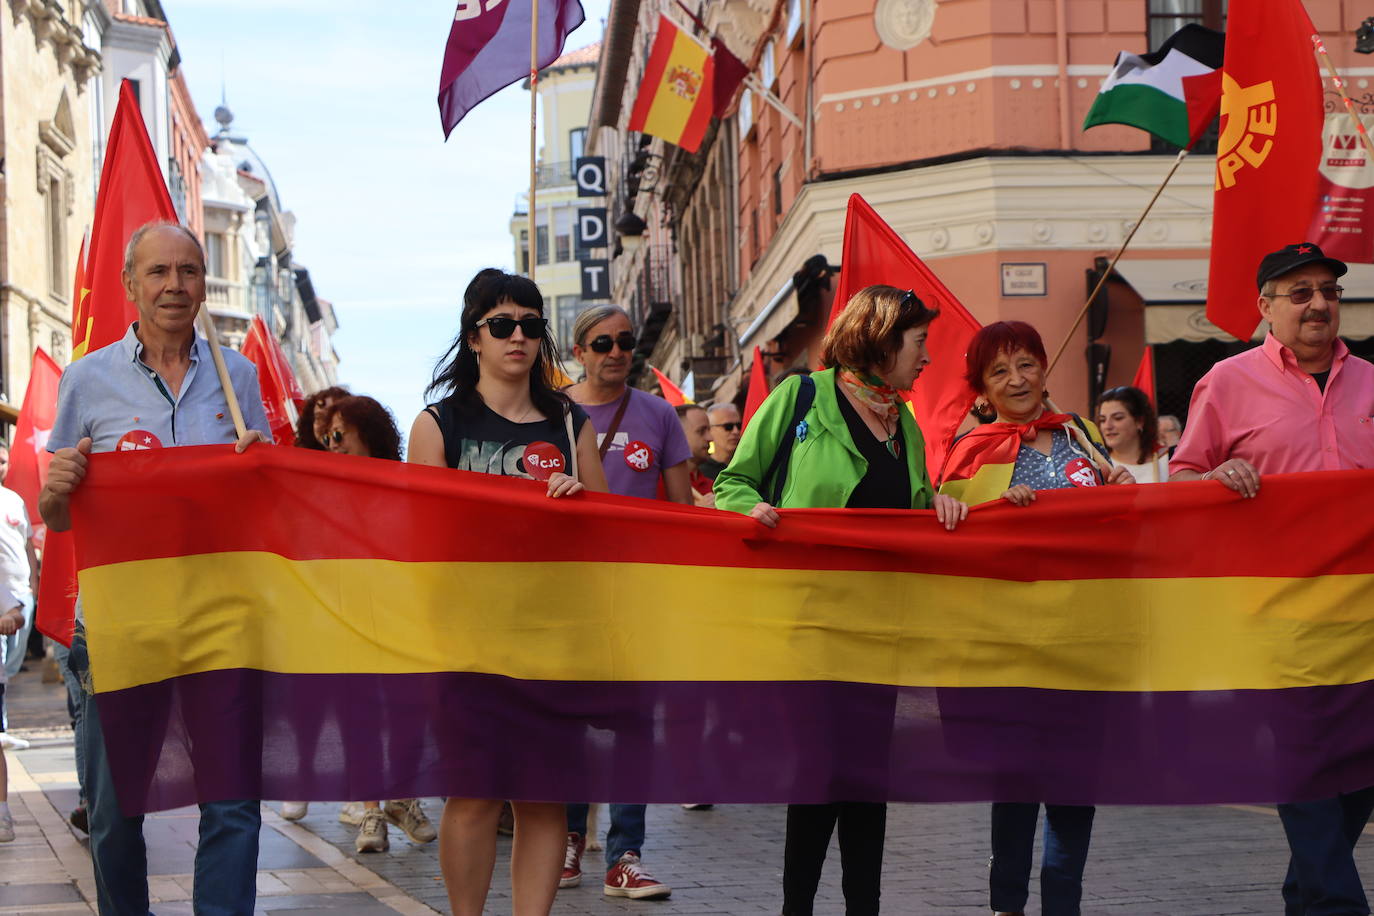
715;284;965;915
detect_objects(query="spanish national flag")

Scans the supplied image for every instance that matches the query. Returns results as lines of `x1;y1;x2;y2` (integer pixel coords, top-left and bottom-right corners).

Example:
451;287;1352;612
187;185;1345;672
628;16;715;153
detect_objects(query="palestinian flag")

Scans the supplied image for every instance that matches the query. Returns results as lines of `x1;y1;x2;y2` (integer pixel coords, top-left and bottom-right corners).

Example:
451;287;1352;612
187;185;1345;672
1082;24;1225;148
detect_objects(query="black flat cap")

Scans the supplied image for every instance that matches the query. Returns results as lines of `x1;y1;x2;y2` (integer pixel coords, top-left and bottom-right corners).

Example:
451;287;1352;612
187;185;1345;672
1256;242;1348;291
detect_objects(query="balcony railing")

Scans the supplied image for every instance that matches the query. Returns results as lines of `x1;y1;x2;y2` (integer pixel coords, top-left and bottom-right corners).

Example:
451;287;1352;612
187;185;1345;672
206;277;248;314
533;160;575;189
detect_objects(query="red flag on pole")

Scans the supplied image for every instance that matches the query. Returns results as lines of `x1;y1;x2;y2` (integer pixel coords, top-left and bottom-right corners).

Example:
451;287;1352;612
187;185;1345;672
6;349;61;545
438;0;586;138
242;316;305;446
40;79;180;645
72;80;178;360
742;347;769;429
1205;0;1323;341
650;366;688;406
826;195;983;474
1131;345;1156;406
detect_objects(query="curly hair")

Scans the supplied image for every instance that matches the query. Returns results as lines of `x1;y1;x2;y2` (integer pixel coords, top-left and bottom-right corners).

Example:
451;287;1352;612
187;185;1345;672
1098;385;1159;465
296;386;351;449
323;396;403;461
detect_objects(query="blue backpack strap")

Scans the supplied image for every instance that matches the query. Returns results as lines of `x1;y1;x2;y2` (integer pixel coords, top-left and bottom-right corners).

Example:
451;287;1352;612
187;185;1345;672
764;375;817;506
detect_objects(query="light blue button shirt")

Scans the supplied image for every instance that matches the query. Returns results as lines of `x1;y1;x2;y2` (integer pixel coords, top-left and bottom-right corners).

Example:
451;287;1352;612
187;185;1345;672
48;322;270;455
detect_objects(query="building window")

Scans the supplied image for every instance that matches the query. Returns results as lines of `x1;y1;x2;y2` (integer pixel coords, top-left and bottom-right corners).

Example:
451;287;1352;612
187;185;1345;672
772;166;783;218
519;229;530;274
168;159;188;226
536;225;550;266
555;209;573;262
1147;0;1226;48
786;0;802;44
570;127;587;163
761;40;776;90
555;295;581;356
739;90;753;137
46;178;65;293
206;232;227;278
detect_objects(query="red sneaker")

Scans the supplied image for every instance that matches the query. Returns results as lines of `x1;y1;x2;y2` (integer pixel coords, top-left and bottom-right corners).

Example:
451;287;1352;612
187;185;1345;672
603;852;671;899
559;832;585;889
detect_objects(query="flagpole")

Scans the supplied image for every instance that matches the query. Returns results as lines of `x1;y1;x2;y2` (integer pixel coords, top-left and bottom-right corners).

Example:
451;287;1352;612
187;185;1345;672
1046;148;1190;375
196;309;248;438
527;0;540;282
1312;35;1374;160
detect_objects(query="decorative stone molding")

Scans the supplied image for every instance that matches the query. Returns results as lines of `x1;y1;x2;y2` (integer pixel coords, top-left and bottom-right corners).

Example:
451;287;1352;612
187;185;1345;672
874;0;936;51
8;0;100;82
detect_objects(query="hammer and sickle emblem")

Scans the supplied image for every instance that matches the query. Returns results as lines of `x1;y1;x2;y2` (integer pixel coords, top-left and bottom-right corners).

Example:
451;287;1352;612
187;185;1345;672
1215;73;1278;190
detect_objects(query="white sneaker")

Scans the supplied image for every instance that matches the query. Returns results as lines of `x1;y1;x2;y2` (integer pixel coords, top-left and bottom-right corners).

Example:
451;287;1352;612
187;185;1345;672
338;801;366;825
280;802;308;821
0;734;29;750
0;813;13;842
355;808;388;853
383;798;436;843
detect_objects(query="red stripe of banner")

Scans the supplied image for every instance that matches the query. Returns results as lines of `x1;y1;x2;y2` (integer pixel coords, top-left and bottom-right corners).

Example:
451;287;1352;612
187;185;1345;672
677;54;715;152
69;444;1374;581
627;16;678;133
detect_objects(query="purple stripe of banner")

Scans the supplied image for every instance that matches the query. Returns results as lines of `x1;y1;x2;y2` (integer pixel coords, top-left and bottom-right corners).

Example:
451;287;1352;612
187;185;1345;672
97;671;1374;816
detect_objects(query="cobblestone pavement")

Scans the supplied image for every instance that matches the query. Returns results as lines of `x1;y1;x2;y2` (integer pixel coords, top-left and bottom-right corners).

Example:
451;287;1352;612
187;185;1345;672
5;662;1374;914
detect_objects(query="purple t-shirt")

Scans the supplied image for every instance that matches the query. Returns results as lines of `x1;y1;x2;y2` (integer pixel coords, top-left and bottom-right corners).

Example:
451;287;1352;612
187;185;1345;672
579;388;692;499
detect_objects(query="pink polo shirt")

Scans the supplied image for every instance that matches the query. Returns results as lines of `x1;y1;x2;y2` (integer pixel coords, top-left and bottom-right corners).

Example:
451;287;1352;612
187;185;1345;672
1172;333;1374;476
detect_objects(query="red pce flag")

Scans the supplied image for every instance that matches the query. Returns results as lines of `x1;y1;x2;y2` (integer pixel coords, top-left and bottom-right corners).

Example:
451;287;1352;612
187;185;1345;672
1131;346;1156;406
73;80;178;360
742;347;769;430
629;16;715;153
1206;0;1323;341
242;316;305;445
650;366;688;406
6;349;61;545
43;78;179;645
826;195;983;474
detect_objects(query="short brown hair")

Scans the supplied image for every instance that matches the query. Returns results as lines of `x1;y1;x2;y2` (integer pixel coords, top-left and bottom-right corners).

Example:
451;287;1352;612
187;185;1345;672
820;285;938;372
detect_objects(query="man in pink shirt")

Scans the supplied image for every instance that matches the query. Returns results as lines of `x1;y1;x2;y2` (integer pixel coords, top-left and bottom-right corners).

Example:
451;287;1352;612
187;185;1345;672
1173;242;1374;915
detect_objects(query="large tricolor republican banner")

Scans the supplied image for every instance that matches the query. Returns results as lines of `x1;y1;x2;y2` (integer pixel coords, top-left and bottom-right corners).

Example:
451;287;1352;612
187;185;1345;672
1205;0;1323;340
73;446;1374;815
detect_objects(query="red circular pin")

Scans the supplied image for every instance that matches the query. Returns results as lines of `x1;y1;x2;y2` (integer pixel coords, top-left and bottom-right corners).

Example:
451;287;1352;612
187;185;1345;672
1064;456;1099;488
521;441;565;480
116;429;164;452
623;440;654;472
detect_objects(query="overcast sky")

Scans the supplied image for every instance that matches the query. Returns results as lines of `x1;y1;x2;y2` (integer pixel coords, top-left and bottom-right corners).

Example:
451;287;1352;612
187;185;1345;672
170;0;610;436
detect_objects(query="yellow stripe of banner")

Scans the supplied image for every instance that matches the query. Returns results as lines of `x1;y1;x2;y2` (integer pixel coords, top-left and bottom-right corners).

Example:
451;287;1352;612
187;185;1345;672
640;30;709;143
81;553;1374;695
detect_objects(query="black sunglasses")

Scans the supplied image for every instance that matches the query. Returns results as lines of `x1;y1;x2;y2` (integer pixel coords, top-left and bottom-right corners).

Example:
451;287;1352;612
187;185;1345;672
1270;284;1343;305
328;430;345;444
476;316;548;339
712;422;741;432
588;332;637;354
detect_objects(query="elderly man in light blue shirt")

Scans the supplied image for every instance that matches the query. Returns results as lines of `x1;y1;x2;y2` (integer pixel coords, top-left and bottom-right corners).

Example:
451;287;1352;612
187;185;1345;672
42;221;270;916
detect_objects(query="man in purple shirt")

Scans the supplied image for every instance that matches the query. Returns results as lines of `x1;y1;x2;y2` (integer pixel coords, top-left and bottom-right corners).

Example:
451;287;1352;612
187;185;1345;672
559;304;691;901
1173;242;1374;916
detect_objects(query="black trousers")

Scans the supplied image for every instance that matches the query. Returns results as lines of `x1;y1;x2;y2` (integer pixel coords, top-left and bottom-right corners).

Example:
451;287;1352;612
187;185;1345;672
782;802;887;915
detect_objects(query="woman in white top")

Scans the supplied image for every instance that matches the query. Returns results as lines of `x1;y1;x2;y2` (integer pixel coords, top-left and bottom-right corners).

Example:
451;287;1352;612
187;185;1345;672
1096;386;1169;483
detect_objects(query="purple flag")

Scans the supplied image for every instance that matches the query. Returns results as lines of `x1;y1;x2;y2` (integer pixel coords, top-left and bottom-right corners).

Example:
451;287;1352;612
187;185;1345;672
438;0;587;138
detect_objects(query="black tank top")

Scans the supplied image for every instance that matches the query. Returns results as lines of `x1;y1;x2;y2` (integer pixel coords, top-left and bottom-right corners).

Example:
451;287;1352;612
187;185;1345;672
425;396;589;480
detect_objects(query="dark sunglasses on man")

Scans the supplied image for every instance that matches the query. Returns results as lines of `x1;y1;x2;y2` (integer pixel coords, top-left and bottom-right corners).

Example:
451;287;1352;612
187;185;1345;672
712;422;741;432
476;316;548;339
1270;284;1343;305
588;332;637;354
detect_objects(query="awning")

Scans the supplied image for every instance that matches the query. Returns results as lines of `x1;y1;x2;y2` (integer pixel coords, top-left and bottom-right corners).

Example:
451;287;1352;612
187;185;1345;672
736;277;798;351
1117;258;1374;344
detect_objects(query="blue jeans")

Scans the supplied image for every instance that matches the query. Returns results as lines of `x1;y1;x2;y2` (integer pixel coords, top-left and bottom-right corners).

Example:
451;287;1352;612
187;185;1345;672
567;803;646;868
1279;790;1374;916
51;640;85;806
1;593;34;685
989;802;1095;916
68;627;260;915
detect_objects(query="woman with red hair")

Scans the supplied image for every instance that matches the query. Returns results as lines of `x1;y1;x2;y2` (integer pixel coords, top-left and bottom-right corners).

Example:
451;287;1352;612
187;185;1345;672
937;320;1132;916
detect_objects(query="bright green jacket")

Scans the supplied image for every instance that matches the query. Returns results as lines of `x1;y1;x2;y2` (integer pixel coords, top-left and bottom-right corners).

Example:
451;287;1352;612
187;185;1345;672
715;368;934;513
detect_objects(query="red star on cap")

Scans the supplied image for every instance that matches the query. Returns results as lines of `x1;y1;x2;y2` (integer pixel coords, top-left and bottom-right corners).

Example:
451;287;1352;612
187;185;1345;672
1297;245;1314;254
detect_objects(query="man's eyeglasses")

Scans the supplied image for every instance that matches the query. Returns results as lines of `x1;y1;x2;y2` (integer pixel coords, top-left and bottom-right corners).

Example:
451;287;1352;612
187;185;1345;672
476;316;548;339
588;332;637;354
712;422;741;432
1270;284;1344;305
